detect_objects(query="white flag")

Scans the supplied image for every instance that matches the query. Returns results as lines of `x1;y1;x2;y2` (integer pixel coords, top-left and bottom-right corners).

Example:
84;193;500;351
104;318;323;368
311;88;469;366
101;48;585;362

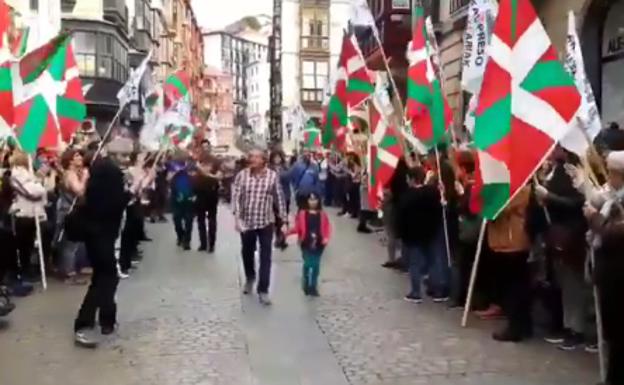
461;0;498;95
560;11;602;156
461;0;498;134
372;72;394;118
117;50;153;107
349;0;376;28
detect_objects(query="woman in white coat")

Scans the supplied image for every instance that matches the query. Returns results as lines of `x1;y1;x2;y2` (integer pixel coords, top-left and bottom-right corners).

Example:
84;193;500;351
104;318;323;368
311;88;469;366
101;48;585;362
9;151;47;281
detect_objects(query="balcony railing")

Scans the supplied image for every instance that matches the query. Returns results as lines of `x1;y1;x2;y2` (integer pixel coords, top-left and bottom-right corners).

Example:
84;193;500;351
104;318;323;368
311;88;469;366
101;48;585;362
301;36;329;51
103;0;128;30
450;0;470;16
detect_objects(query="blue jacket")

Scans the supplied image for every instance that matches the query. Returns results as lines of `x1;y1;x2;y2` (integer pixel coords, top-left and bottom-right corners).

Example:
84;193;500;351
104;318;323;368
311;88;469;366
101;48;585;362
289;160;320;196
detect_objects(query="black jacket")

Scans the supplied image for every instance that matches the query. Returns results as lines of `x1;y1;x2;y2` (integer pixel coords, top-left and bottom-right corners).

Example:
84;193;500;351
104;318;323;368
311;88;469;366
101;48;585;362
396;185;443;247
85;157;127;237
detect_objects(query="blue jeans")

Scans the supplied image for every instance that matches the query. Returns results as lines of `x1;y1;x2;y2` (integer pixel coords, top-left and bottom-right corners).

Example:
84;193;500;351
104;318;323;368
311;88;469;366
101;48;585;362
302;249;322;290
404;230;450;298
172;203;193;247
241;225;274;294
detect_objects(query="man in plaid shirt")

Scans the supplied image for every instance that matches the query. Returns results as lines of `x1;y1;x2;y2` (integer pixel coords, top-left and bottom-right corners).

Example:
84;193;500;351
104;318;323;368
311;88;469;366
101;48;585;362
232;148;287;305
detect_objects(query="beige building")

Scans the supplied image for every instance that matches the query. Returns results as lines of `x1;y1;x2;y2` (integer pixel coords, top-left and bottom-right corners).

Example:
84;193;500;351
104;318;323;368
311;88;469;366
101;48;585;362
436;0;624;128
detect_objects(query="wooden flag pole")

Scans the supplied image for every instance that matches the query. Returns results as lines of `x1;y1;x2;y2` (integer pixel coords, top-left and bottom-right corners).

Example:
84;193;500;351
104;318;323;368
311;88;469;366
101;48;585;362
27;155;48;291
434;146;453;268
462;219;487;327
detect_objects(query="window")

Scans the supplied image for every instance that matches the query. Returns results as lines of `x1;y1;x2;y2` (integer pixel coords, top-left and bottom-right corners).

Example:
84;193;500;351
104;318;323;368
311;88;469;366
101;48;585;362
74;31;127;81
136;0;145;29
74;31;97;76
301;9;329;50
301;60;328;102
30;0;38;10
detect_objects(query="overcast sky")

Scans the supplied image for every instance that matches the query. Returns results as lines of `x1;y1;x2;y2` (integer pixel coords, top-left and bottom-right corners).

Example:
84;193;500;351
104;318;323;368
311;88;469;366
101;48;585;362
191;0;273;30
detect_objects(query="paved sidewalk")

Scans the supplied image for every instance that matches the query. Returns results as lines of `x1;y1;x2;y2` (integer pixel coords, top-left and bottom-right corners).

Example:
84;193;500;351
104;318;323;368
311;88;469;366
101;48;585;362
0;207;599;385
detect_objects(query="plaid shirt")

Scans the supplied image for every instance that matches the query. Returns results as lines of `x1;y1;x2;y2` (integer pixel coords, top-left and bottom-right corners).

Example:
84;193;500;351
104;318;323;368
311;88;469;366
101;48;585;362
232;167;287;230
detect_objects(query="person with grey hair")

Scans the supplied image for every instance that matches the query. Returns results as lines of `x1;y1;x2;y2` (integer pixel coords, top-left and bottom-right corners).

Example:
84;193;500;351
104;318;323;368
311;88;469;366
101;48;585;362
232;147;287;305
584;150;624;385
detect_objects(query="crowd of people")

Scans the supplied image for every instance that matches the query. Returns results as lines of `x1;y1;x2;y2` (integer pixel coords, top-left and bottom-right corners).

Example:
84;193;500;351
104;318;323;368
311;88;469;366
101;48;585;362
0;125;622;384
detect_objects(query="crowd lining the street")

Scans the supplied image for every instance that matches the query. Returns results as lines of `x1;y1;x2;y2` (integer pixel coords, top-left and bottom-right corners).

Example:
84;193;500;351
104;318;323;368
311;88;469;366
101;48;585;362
0;124;622;384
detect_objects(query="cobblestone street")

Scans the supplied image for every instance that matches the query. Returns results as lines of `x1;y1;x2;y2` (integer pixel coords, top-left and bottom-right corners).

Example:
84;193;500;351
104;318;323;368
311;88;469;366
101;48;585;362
0;207;599;385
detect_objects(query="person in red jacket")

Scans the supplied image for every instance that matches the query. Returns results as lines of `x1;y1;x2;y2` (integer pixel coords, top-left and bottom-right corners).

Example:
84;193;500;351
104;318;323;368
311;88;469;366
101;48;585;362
289;192;331;296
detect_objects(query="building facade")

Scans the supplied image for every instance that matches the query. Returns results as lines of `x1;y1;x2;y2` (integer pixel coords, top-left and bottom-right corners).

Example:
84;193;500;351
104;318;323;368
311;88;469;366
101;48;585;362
202;16;270;139
203;65;234;147
246;50;270;141
279;0;351;146
58;0;203;136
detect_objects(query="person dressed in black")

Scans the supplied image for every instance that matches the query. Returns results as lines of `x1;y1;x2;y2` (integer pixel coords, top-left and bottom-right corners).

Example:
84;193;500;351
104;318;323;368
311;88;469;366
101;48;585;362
74;148;127;348
192;155;221;252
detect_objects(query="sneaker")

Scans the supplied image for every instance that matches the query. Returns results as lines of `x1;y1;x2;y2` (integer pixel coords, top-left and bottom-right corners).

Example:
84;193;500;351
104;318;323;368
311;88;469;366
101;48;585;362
198;246;207;252
8;281;33;297
309;288;320;297
475;304;504;319
403;294;423;304
242;280;254;295
381;261;399;269
0;294;15;317
258;293;272;306
74;329;98;348
544;331;567;345
357;226;373;234
432;296;450;303
558;332;584;351
101;324;117;335
584;343;599;354
337;211;347;217
182;244;191;251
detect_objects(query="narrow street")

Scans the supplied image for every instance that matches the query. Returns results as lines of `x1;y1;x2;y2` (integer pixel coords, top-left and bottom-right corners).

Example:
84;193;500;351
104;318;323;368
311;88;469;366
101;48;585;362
0;207;598;385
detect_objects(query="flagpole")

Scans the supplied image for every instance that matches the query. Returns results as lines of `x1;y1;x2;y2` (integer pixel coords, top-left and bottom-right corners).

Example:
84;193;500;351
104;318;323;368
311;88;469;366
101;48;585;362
27;155;48;291
94;103;125;161
434;146;453;268
461;219;487;327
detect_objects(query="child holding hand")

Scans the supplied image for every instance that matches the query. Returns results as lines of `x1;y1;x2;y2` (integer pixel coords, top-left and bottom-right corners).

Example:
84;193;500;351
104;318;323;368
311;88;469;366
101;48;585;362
289;192;331;296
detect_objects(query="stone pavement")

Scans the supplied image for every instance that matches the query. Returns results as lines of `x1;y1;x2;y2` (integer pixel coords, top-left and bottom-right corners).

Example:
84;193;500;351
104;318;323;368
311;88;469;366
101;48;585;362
0;207;599;385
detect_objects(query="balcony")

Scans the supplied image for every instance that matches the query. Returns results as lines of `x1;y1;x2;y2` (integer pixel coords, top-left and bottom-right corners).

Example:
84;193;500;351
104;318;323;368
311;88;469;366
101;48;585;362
450;0;470;18
301;36;329;52
103;0;128;31
301;0;329;6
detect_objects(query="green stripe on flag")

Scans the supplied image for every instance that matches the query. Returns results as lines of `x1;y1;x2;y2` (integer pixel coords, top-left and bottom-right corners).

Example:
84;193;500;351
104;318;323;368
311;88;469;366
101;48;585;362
481;182;510;220
520;61;576;93
0;67;11;91
57;96;86;121
19;96;49;153
474;94;512;150
407;79;432;104
511;0;518;43
347;78;375;94
167;75;188;96
48;39;69;81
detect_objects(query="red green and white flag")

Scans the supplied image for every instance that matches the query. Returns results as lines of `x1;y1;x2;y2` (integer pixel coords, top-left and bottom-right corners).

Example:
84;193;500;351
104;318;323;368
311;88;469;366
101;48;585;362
56;40;87;143
405;5;452;150
302;121;321;149
368;76;402;210
165;123;194;149
470;0;581;219
13;34;86;153
322;32;373;151
339;33;374;109
164;69;191;109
